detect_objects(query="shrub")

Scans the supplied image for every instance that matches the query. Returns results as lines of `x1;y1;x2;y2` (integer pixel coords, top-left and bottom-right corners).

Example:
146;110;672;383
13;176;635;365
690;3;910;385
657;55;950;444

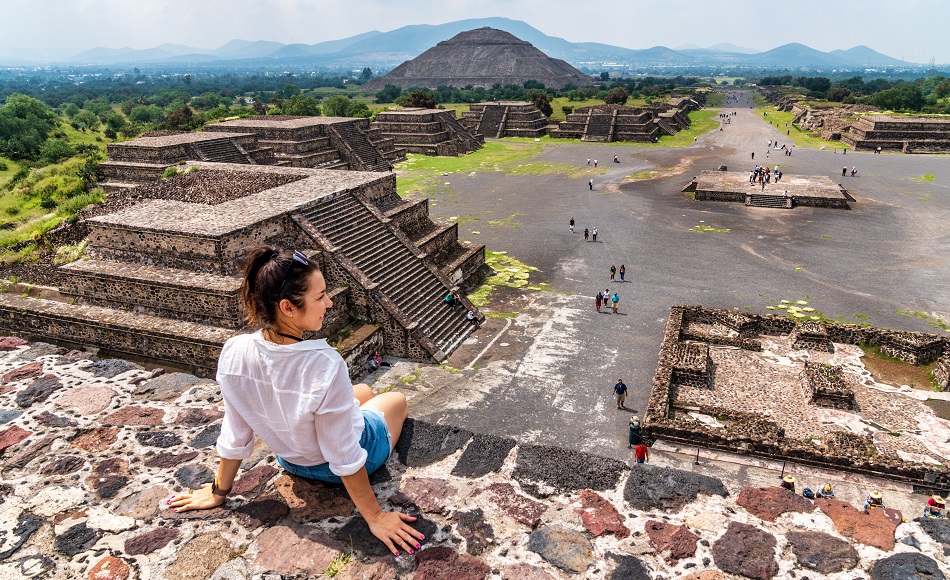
0;161;7;171
561;106;574;115
39;195;57;209
40;138;77;163
59;190;103;216
162;166;180;179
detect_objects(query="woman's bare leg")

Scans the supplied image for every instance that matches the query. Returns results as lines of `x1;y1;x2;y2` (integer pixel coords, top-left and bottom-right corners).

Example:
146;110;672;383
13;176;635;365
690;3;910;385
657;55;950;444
353;383;374;405
361;392;409;449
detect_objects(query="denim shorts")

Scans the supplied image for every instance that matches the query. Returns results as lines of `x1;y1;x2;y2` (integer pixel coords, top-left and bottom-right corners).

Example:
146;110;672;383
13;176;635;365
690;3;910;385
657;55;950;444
276;407;391;484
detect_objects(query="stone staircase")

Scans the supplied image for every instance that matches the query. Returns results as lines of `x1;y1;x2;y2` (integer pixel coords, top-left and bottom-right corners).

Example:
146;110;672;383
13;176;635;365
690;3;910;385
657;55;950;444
327;122;392;172
190;139;251;164
298;194;473;356
583;113;613;142
745;194;792;209
477;106;506;139
440;112;485;151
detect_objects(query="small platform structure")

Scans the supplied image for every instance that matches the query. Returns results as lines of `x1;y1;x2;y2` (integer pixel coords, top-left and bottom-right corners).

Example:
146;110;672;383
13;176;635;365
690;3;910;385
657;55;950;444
683;170;853;209
372;108;483;156
459;101;551;139
844;115;950;153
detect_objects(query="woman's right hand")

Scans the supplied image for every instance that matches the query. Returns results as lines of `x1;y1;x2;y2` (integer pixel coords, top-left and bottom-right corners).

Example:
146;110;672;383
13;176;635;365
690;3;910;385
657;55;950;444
367;510;425;556
166;483;226;513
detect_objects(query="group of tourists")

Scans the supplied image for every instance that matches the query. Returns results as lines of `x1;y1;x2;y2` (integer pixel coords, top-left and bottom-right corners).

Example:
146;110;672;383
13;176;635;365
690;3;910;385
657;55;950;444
781;474;946;519
595;289;620;313
842;166;858;177
749;164;783;189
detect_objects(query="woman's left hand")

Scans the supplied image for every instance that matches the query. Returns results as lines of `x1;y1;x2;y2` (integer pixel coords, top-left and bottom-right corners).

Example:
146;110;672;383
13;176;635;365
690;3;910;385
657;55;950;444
166;483;225;513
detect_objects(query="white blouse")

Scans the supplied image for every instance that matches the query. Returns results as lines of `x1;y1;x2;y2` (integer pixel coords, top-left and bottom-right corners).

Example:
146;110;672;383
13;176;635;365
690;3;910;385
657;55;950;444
215;331;367;477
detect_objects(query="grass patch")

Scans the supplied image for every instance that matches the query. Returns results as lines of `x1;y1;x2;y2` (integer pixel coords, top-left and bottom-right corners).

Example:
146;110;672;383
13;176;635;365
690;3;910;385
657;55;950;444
911;174;936;182
626;170;659;180
323;551;353;577
486;311;518;319
486;213;524;229
467;250;541;308
690;224;730;233
859;344;938;391
751;94;847;150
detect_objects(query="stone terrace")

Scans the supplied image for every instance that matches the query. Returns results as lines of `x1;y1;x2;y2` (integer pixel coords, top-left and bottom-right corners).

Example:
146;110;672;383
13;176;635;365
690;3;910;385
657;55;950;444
684;170;853;209
2;338;949;579
646;306;950;489
372;108;483;156
459;102;551;139
844;115;950;153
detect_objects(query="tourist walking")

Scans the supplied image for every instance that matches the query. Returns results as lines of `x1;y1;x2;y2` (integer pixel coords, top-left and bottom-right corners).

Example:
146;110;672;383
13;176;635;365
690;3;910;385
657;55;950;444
589;179;593;191
445;291;456;310
751;151;755;160
584;228;589;242
851;166;857;177
628;416;641;448
619;264;626;282
634;443;649;464
611;292;619;314
842;166;847;177
613;379;627;409
569;217;575;233
593;159;598;167
610;265;616;281
167;246;423;556
592;228;598;242
595;292;602;312
586;158;590;165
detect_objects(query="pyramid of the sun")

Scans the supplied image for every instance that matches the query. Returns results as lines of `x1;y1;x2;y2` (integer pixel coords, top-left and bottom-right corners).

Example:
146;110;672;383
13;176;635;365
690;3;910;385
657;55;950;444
362;27;594;90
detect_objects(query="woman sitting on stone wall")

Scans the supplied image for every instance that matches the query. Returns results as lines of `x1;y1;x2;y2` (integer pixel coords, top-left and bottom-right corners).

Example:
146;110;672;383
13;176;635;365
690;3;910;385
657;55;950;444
168;246;423;556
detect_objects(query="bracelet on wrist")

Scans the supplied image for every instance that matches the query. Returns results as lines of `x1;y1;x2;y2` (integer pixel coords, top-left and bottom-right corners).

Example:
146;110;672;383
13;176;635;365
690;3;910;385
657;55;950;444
211;480;232;498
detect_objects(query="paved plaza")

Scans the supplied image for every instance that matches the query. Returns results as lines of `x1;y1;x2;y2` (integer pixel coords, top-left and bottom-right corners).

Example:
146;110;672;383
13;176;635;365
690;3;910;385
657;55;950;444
390;91;950;465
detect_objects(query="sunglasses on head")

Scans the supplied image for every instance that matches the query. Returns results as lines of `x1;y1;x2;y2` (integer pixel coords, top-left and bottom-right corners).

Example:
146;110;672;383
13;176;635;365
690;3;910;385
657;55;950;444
277;250;309;299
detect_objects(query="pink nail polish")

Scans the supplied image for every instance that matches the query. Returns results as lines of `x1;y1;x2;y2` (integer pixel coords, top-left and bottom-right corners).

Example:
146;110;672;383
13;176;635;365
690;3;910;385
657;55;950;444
420;534;425;540
173;509;178;513
408;549;414;555
415;543;421;549
394;551;400;556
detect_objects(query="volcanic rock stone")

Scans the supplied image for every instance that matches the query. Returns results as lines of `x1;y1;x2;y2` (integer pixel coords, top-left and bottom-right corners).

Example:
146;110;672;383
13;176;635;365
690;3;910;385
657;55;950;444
645;520;699;562
188;424;221;448
684;511;729;533
125;527;181;555
527;525;594;574
456;508;495;556
394;418;472;467
4;554;55;578
0;425;30;454
175;407;224;426
399;477;457;514
336;558;397;580
574;490;629;538
250;525;345;576
135;373;214;402
477;482;547;527
84;507;136;533
143;451;199;468
274;475;355;522
54;350;90;366
234;496;289;530
163;533;233;580
25;486;86;518
56;387;115;415
0;336;28;351
54;522;101;556
175;464;214;489
0;509;44;560
35;411;75;427
86;359;142;378
102;406;164;426
712;522;778;580
162;504;229;521
1;361;43;383
16;375;63;408
787;530;859;574
42;455;85;476
232;465;279;498
605;552;652;580
4;433;56;469
16;342;63;361
736;486;815;521
71;427;119;453
451;432;516;478
502;564;557;580
817;498;900;550
514;445;626;496
117;485;169;520
870;552;945;580
86;556;130;580
414;546;491;580
623;464;728;511
0;410;20;425
136;431;182;448
914;516;950;547
681;573;726;580
88;476;129;500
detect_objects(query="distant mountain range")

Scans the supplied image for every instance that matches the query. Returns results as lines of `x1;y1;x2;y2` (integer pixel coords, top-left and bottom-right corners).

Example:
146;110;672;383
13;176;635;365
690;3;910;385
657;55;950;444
29;17;917;70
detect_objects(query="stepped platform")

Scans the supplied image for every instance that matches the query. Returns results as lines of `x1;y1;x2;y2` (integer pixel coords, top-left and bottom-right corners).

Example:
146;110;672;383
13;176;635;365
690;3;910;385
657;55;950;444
372;108;483;156
843;115;950;153
685;170;852;209
460;101;549;139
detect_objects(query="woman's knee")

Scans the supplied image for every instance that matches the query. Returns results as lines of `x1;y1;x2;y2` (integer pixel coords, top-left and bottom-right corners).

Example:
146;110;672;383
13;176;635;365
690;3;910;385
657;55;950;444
353;383;374;405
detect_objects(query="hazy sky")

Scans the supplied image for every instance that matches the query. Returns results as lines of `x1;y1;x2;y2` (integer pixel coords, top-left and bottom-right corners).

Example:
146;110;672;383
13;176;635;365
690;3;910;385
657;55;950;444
3;0;947;63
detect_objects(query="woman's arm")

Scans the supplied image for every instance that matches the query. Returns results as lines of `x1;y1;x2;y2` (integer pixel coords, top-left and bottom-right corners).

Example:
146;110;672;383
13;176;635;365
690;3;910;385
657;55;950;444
341;466;423;556
167;457;242;511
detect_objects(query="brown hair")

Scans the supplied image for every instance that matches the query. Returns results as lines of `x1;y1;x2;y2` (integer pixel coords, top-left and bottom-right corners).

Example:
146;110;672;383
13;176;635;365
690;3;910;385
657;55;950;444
240;246;320;329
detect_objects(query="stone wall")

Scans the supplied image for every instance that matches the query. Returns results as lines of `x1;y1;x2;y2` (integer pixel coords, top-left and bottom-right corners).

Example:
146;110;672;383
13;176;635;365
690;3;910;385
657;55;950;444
336;323;385;382
419;223;461;262
934;355;950;391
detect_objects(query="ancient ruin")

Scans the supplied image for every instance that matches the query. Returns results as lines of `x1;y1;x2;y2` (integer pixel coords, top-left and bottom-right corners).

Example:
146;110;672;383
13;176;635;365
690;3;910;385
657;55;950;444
549;97;700;142
97;116;405;192
0;163;486;374
371;108;483;156
458;101;551;139
844;115;950;153
683;170;854;209
361;28;594;91
645;305;950;487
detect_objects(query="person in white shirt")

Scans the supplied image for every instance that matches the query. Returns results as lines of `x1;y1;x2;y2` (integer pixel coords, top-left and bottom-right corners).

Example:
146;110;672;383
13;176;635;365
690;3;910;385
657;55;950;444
168;246;422;556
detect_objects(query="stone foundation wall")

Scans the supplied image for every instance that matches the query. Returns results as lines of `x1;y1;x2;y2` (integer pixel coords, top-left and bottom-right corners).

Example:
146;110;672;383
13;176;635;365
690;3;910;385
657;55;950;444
445;245;487;288
694;190;746;203
106;143;191;164
99;162;169;182
934;355;950;391
336;323;384;382
419;223;460;261
385;198;431;236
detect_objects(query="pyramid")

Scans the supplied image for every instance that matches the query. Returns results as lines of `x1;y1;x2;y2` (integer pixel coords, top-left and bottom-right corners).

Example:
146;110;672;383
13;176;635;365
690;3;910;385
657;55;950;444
362;28;594;91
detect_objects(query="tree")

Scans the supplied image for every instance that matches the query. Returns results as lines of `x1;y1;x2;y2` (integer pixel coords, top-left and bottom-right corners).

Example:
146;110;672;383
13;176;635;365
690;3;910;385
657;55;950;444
600;72;610;81
40;138;76;163
102;111;128;133
873;83;925;111
129;105;163;125
827;87;851;102
936;78;950;99
323;95;352;117
398;90;437;109
280;94;322;116
375;85;402;104
523;80;545;90
73;109;101;131
361;67;373;81
605;87;629;105
164;105;197;130
528;91;553;117
0;93;57;160
345;102;371;118
64;102;81;118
